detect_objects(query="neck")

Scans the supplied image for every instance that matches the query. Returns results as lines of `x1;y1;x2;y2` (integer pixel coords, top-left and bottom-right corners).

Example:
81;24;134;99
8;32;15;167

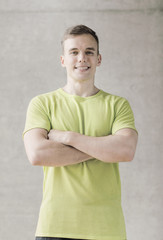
62;80;99;97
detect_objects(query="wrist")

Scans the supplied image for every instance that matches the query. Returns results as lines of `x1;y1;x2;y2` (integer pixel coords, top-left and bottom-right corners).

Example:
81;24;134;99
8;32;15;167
67;131;80;146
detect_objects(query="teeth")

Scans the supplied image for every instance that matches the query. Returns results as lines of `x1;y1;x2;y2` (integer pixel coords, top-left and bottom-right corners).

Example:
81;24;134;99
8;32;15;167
76;67;89;70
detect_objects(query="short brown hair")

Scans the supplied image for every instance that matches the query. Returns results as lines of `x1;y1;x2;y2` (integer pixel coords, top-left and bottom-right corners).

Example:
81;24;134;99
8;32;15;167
61;25;99;54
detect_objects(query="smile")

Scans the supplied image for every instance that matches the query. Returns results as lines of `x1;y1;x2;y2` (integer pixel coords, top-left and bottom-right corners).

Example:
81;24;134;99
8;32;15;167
75;66;90;70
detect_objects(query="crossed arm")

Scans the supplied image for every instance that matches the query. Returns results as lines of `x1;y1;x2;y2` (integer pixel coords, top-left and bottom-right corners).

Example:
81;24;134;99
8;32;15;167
23;128;138;167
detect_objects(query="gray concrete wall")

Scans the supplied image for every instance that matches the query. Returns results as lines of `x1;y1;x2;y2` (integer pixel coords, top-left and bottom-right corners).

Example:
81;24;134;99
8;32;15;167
0;1;162;239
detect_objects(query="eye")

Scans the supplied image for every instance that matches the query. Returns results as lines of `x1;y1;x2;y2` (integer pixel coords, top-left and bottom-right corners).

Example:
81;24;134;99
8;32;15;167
86;51;94;55
70;51;78;55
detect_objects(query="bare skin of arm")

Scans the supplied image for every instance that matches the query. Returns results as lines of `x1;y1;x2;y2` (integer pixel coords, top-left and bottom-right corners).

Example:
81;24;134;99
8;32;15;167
23;128;92;167
48;128;138;163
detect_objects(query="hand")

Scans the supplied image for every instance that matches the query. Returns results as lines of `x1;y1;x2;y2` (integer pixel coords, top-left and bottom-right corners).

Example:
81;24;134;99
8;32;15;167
48;129;72;145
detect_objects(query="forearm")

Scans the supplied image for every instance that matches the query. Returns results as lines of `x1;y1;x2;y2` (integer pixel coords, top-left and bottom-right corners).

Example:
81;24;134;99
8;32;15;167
66;130;137;163
24;129;92;167
33;140;92;167
47;128;137;163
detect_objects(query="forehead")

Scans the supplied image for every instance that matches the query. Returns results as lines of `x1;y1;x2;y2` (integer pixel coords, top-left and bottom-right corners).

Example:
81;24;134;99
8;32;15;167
63;34;98;51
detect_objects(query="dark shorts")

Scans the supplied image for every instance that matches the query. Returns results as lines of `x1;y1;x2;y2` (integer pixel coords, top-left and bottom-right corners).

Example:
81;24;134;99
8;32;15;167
35;238;85;240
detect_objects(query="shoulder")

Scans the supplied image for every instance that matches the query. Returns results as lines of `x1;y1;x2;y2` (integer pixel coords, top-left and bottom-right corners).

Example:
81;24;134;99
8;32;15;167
100;90;128;105
29;89;61;107
99;90;133;117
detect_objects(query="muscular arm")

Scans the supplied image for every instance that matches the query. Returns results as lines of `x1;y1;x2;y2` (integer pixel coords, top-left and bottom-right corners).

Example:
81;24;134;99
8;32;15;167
48;128;138;163
23;128;92;167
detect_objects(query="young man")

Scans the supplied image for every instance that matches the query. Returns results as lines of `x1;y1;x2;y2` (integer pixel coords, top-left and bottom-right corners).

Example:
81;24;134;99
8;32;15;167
23;25;138;240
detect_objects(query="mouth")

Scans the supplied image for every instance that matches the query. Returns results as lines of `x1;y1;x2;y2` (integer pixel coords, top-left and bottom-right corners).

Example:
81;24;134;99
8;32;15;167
75;66;90;71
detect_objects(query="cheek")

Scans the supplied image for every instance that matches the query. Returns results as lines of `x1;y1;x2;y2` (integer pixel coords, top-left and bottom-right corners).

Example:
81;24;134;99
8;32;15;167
91;59;98;68
65;57;76;66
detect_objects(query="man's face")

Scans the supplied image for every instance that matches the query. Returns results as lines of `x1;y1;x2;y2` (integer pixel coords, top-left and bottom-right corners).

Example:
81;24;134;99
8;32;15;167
61;34;101;82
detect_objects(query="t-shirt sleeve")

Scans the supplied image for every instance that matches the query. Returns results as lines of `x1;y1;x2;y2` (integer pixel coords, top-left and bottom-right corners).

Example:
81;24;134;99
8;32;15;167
23;96;51;137
112;97;138;135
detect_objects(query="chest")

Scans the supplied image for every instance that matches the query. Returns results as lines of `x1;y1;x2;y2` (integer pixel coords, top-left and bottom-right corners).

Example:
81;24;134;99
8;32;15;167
49;98;114;136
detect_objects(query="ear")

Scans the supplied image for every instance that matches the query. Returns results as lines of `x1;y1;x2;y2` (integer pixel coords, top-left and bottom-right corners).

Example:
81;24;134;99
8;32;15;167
97;54;102;66
60;55;65;67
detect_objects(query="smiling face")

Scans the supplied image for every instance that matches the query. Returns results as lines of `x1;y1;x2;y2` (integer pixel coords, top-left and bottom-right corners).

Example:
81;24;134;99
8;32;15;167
61;34;102;83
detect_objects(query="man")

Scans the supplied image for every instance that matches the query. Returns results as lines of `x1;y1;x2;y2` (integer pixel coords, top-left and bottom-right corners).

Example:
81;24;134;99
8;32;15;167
23;25;138;240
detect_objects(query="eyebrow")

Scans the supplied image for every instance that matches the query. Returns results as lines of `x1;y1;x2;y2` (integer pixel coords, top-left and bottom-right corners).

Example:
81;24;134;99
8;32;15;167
86;47;96;51
69;47;96;52
69;48;78;52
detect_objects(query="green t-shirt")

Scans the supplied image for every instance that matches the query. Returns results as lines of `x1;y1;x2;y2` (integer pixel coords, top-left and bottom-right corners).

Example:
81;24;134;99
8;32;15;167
23;88;137;240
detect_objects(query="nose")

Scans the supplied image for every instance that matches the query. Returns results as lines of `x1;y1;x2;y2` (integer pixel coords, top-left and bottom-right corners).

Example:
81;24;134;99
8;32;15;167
78;52;86;63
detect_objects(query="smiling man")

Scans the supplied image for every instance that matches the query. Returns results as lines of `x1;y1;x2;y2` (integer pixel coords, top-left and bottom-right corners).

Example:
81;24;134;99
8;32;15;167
23;25;138;240
61;34;101;85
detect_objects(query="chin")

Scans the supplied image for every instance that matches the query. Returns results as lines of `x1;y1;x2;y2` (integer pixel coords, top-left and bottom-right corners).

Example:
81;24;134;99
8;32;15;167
74;74;92;82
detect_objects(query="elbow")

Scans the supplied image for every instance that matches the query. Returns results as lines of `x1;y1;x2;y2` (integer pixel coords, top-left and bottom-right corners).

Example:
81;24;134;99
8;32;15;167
124;154;134;162
27;150;41;166
30;158;39;166
125;133;138;162
123;147;136;162
129;152;135;162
